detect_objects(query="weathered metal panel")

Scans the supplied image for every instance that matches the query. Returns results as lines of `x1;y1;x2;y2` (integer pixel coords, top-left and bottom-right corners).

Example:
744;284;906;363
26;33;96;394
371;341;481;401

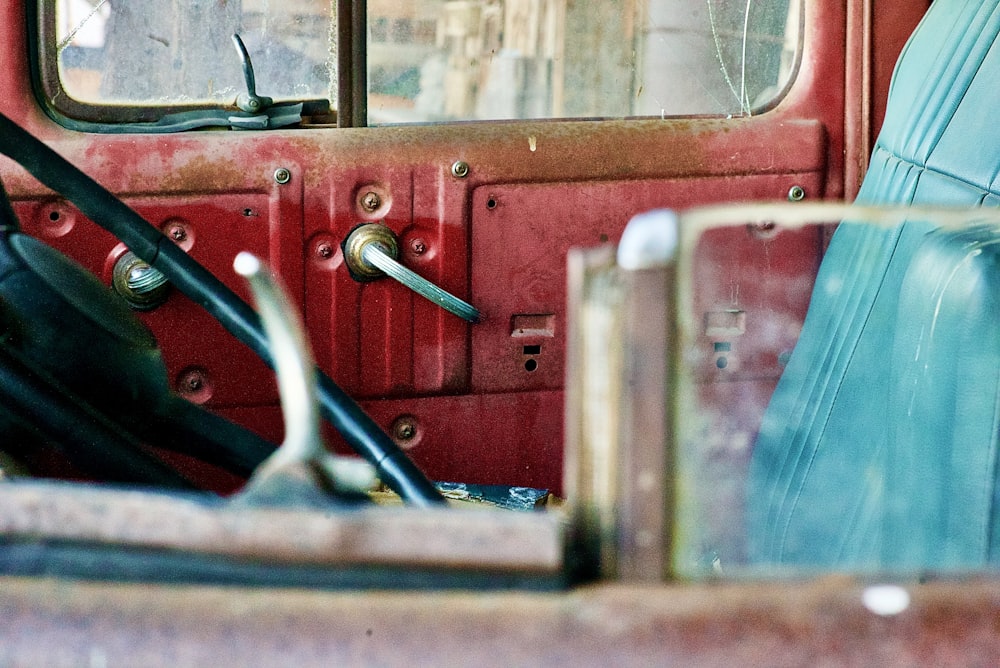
0;578;997;666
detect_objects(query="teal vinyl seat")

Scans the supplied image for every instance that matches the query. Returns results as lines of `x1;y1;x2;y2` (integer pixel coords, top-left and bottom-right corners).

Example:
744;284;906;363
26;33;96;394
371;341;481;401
747;0;1000;569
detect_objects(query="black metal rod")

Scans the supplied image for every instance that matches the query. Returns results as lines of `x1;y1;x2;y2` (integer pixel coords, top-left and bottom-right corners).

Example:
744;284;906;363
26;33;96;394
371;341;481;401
336;0;351;126
336;0;367;127
0;113;444;506
352;0;368;128
138;396;277;477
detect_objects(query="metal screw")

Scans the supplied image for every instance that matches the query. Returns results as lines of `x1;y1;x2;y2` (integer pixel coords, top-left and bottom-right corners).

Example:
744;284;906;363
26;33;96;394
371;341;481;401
316;243;334;259
787;185;806;201
274;167;292;185
451;161;469;178
168;226;187;242
392;417;417;442
180;369;204;392
410;239;426;255
360;191;381;212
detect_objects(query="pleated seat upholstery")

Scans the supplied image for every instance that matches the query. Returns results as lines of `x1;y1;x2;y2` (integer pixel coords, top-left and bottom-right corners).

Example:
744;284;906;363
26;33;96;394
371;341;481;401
748;0;1000;568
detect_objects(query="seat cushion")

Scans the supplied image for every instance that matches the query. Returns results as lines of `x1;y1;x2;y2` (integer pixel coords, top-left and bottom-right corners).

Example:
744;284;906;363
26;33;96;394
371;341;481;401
747;0;1000;567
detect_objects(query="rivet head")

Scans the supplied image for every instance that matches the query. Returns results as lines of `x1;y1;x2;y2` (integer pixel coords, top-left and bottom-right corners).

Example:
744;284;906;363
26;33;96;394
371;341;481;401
274;168;292;185
451;161;469;178
787;185;806;201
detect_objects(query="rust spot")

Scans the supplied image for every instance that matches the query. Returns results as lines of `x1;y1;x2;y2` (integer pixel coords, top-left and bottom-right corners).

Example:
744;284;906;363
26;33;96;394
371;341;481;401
162;154;252;192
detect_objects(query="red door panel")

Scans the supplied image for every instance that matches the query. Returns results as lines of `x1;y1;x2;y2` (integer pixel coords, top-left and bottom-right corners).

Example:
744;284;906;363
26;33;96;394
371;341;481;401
304;163;470;399
470;168;825;394
0;1;925;492
12;192;296;408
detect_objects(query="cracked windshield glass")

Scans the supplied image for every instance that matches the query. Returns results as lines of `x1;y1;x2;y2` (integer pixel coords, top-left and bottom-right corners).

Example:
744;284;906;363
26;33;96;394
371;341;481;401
55;0;799;121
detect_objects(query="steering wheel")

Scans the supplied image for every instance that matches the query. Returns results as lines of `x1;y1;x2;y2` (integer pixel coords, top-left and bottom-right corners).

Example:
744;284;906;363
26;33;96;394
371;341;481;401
0;113;444;506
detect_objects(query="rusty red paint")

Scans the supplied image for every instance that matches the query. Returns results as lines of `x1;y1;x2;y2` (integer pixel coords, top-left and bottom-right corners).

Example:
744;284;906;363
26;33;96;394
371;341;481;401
0;0;866;493
0;577;998;665
0;2;989;665
0;481;565;570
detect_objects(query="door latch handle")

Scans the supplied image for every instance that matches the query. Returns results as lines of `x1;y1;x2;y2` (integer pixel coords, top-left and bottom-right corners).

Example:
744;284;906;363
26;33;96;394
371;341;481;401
342;223;481;323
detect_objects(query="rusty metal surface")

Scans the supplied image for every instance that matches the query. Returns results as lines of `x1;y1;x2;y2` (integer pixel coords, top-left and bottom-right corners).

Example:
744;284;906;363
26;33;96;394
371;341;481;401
0;481;562;572
0;576;997;666
0;1;847;496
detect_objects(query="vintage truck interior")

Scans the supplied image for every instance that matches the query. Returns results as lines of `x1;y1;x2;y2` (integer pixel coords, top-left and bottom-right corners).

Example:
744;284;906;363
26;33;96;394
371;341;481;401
2;0;1000;663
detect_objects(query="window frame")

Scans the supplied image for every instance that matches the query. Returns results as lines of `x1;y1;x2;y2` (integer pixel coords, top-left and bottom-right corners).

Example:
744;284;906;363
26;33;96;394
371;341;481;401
31;0;803;133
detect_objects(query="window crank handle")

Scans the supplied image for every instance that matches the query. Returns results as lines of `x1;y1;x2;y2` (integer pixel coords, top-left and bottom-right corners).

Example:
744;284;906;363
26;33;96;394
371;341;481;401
342;224;480;323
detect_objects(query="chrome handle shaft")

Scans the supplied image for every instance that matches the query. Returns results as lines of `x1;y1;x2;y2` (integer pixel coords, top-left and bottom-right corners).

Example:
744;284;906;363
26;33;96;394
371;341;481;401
233;252;376;507
360;244;480;323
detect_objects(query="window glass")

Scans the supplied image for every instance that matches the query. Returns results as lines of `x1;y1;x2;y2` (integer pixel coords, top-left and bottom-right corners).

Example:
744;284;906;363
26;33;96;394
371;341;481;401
45;0;800;126
53;0;335;107
368;0;801;123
